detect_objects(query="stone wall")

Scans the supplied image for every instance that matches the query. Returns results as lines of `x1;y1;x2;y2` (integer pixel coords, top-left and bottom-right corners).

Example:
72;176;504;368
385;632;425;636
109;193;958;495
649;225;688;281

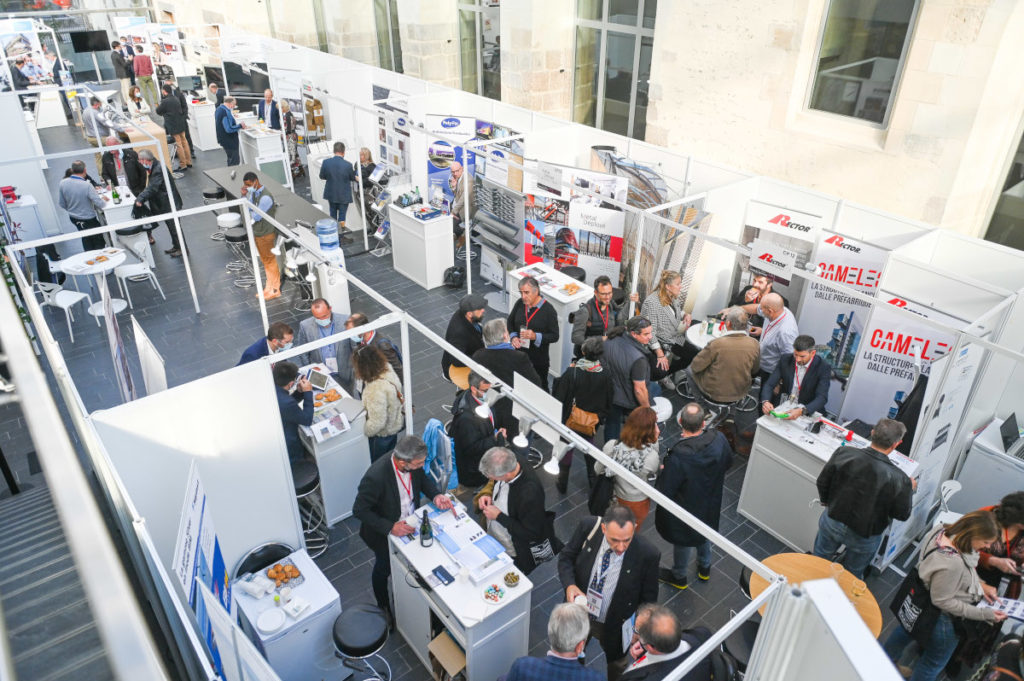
500;0;574;119
395;0;460;88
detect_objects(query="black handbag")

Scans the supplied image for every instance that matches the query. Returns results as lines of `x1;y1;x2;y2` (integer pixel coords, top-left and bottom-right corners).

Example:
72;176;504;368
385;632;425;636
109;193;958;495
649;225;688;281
528;511;563;565
588;471;616;516
890;546;943;644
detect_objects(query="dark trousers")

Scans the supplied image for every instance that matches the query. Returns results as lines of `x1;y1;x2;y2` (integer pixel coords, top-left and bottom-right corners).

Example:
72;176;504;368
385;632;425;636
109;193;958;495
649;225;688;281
604;404;631;444
71;216;105;251
371;542;391;611
587;619;630;681
369;433;398;463
328;201;349;224
224;144;240;166
165;219;182;250
35;244;63;284
532;362;550;392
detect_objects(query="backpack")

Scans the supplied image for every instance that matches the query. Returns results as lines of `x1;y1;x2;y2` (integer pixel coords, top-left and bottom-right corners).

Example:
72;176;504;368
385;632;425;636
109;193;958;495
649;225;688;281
442;266;465;288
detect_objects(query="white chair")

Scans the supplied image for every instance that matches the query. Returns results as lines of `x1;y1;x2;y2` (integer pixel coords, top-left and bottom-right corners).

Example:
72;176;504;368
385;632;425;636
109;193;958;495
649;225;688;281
33;282;96;343
939;479;962;513
114;261;166;308
40;252;80;292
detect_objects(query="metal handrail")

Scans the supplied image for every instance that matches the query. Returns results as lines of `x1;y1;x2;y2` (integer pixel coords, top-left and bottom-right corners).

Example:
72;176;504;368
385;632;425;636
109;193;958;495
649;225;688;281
0;286;169;680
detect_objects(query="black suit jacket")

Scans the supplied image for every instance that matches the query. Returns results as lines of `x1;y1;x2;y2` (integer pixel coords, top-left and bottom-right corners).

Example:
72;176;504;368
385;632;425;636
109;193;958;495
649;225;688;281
619;628;713;681
557;516;660;660
507;299;560;371
485;456;548;574
760;353;830;416
101;148;146;196
353;451;441;552
441;311;484;377
472;346;542;436
137;160;182;214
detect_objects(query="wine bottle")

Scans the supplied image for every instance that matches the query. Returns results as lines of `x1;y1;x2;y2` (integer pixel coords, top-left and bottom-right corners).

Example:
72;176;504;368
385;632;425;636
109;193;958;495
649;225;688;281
419;510;433;548
111;186;120;203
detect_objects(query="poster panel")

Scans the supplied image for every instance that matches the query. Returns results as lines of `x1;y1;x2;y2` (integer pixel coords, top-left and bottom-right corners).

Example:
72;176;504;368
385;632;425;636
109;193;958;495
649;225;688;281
100;277;136;402
196;581;281;681
131;315;167;395
425;114;476;208
838;293;963;426
797;232;888;415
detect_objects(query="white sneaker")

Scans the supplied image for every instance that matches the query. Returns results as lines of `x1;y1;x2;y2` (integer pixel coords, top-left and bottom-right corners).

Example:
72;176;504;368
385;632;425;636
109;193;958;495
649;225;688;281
660;376;676;390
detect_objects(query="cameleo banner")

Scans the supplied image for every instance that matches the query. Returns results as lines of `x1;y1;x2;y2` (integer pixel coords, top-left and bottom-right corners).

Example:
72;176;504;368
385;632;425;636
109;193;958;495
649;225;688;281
796;232;888;416
745;200;821;242
838;293;963;425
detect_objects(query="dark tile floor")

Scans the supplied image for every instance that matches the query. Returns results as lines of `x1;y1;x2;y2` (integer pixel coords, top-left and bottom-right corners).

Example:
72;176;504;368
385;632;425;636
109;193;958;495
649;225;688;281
6;118;917;680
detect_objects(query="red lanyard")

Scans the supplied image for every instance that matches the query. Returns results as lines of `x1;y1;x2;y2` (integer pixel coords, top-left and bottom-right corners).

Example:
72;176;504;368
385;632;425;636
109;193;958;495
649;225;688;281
393;458;412;498
523;300;544;328
595;301;610;331
763;311;787;339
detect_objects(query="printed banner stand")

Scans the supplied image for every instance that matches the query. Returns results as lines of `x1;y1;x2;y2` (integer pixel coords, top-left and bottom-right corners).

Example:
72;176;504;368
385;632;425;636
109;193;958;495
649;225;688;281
196;581;282;681
100;277;136;403
131;315;167;395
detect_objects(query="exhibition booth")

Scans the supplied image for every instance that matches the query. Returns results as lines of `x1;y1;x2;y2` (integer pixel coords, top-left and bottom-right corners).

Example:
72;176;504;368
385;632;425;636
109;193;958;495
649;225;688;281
7;18;1024;681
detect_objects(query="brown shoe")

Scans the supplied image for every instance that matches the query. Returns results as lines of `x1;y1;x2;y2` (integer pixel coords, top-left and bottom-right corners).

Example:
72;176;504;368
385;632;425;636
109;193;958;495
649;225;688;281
167;248;182;257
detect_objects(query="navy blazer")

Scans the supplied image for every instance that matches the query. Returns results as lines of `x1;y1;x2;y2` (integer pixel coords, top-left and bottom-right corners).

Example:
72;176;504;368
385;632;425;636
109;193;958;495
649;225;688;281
502;654;604;681
275;386;314;461
215;104;242;149
319;155;356;204
237;337;270;365
257;99;281;130
760;353;831;416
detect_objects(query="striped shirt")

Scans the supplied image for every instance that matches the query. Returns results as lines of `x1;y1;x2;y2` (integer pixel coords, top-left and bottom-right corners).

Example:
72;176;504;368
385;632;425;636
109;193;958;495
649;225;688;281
640;291;686;351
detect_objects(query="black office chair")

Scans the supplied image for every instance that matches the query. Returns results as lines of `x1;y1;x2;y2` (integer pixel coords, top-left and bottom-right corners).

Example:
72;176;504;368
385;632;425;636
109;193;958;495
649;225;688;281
232;542;294;579
722;618;760;673
561;266;586;282
333;603;391;681
709;649;741;680
738;566;753;599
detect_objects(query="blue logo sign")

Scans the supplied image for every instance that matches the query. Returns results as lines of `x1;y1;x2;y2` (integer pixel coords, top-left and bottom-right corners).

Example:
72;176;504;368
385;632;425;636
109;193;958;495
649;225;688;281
396;117;406;126
441;117;461;129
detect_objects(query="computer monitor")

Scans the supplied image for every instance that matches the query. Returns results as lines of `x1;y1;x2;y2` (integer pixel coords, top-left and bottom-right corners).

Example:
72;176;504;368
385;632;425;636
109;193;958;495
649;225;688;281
1000;413;1021;452
177;75;201;92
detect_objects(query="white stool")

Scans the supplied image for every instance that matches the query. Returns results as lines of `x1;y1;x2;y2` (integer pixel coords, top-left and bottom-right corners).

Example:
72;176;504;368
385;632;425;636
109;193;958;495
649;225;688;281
652;396;673;423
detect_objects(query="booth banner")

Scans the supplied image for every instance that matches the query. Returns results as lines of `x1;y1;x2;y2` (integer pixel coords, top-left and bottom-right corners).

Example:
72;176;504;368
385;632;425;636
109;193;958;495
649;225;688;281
797;231;888;415
1;18;44;89
303;79;326;142
172;462;230;677
748;236;797;285
874;342;983;570
196;581;281;681
838;294;963;425
745;200;821;243
425;114;476;208
131;315;167;396
100;277;136;402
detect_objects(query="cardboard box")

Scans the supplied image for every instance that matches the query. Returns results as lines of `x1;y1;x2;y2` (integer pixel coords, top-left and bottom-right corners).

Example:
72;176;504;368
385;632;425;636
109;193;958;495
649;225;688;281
428;632;466;681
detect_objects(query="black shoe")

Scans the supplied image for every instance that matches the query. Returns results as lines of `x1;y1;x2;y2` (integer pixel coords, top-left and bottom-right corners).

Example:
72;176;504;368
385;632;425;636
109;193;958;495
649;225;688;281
697;564;711;582
164;247;176;254
556;464;569;494
659;567;688;590
167;248;182;257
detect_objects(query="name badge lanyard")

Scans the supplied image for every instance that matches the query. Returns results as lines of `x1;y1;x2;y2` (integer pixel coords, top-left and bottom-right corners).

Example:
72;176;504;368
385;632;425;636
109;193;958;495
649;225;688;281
523;299;544;329
393;458;413;513
595;301;611;332
762;311;787;342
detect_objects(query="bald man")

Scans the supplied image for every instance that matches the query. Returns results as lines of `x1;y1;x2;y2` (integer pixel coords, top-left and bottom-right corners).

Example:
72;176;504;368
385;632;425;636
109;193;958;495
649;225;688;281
753;292;799;385
620;604;711;681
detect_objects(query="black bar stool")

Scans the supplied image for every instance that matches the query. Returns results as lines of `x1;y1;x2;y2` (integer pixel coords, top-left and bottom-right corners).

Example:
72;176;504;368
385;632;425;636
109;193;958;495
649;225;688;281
291;459;328;558
561;266;586;282
333;603;391;681
204;187;227;240
221;214;256;289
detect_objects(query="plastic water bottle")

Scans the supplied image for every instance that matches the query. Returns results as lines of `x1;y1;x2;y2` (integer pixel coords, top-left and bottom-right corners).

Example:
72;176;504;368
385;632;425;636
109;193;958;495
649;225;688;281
315;217;343;265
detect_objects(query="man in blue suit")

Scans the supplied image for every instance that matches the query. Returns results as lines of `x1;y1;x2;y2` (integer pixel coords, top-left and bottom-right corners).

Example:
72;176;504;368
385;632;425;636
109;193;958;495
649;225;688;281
272;362;315;462
215;96;245;166
319;141;356;243
256;88;281;130
501;604;603;681
760;334;831;419
238;322;294;365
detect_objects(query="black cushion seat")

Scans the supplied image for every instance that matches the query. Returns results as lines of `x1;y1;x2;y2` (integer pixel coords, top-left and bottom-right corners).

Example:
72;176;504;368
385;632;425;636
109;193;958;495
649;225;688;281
333;604;388;658
223;226;248;243
203;186;226;200
561;266;586;282
290;460;320;496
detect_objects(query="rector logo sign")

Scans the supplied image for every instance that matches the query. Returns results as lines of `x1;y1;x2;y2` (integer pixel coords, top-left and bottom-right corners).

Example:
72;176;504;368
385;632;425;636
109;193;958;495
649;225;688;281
824;234;861;253
749;237;797;284
746;200;821;242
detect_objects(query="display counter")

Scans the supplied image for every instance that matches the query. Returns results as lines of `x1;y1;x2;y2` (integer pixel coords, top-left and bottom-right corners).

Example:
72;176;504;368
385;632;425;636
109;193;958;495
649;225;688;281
506;263;593;375
297;363;370;526
186;99;219;151
233;549;347;681
33;88;65;129
240;123;286;166
388;203;454;290
738;415;869;551
390;502;531;681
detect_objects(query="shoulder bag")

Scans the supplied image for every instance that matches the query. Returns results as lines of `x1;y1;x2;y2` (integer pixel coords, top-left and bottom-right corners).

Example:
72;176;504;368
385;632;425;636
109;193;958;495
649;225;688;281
587;444;617;515
565;367;599;436
889;545;945;645
529;510;563;565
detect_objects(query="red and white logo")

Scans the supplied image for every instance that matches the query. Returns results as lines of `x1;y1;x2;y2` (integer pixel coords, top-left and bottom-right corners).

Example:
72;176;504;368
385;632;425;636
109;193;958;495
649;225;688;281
824;235;861;253
888;298;907;308
758;253;774;263
768;214;813;232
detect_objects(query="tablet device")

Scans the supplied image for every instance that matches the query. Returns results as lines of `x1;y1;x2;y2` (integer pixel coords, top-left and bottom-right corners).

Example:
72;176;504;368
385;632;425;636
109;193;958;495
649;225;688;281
308;370;331;391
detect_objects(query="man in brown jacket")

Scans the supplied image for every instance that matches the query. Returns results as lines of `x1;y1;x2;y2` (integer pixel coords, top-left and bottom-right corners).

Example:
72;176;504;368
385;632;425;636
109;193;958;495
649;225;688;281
686;307;760;403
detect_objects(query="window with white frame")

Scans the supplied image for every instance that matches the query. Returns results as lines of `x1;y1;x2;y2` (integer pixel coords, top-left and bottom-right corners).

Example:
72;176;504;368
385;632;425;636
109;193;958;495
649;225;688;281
458;0;500;101
573;0;656;140
808;0;919;126
374;0;403;73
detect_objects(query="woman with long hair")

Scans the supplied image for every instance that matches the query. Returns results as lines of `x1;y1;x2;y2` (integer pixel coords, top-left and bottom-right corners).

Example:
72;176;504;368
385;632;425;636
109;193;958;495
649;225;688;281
640;270;693;384
353;344;405;462
884;510;1007;680
552;337;613;493
594;406;661;528
127;84;151;116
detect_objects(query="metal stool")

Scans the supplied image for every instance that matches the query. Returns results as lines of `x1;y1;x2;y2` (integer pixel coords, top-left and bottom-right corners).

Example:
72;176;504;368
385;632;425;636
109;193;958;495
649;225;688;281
204;187;228;240
291;460;328;558
332;603;391;681
221;216;256;289
289;249;317;312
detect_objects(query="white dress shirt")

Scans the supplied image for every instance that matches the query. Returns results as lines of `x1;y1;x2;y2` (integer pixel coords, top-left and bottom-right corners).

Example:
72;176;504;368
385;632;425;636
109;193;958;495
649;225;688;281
587;536;624;623
393;460;414;518
628;639;692;671
487;471;521;557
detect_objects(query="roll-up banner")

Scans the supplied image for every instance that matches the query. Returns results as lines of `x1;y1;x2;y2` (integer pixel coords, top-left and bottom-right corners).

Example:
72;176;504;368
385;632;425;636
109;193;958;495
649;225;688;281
425;114;476;208
838;293;963;426
796;232;887;416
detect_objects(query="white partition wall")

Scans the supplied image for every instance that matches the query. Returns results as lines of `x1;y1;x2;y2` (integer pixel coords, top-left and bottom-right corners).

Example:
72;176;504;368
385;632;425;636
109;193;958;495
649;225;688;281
90;361;304;579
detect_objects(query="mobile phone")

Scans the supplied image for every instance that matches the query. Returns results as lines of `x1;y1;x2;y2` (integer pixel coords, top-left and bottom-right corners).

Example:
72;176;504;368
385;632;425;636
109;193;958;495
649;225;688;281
432;566;455;585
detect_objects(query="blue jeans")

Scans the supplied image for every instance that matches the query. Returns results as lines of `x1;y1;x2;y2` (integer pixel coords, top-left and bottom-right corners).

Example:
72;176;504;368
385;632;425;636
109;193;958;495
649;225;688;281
369;433;398;463
604;405;630;444
672;541;711;580
328;201;349;223
812;511;884;578
883;613;957;681
224;145;240;166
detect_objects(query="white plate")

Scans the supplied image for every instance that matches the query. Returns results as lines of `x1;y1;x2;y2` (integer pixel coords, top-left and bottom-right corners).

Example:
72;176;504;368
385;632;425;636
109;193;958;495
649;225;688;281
257;608;286;634
481;585;506;605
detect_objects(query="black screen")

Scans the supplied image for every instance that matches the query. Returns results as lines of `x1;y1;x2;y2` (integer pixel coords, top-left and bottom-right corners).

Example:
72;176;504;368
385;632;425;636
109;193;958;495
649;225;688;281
69;30;110;53
1000;413;1020;452
223;61;270;95
203;65;224;88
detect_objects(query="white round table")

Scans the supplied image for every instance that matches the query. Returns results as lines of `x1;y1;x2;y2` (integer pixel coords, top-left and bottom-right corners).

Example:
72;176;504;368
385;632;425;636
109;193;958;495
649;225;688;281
60;248;128;317
685;320;726;350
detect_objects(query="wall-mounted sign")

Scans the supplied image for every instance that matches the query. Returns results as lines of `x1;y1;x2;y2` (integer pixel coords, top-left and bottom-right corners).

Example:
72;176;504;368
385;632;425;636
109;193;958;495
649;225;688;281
745;200;821;242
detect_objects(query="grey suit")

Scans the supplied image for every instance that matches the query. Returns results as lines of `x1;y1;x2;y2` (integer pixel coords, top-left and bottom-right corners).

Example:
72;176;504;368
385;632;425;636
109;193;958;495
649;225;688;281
295;312;354;391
